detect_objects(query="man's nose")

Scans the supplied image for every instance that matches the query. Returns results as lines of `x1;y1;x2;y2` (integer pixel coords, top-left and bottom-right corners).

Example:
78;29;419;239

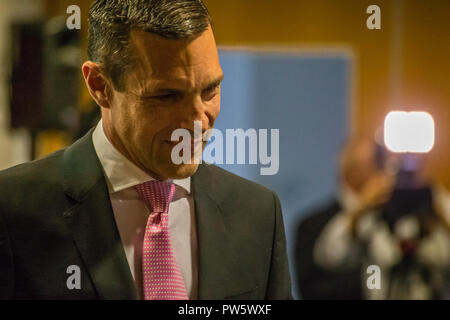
179;96;209;133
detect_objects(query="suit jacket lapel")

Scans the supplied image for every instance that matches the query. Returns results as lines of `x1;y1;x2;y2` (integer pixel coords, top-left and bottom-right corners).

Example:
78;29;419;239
61;129;136;300
192;164;233;299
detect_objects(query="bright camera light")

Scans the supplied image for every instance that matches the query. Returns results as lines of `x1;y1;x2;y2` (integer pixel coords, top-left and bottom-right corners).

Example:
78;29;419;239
384;111;435;153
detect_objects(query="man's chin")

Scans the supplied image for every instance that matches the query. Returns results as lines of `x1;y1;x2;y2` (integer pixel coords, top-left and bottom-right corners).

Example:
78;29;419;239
164;163;200;180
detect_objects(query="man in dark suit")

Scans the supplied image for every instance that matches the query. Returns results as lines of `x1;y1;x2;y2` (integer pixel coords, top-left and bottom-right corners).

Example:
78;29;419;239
295;200;363;299
0;0;291;299
295;138;393;299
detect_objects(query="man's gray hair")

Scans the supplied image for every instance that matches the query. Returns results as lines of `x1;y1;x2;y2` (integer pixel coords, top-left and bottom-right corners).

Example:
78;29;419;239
87;0;212;91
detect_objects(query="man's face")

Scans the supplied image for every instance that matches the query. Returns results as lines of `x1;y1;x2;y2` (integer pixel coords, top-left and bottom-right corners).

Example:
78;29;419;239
342;140;378;194
102;26;223;180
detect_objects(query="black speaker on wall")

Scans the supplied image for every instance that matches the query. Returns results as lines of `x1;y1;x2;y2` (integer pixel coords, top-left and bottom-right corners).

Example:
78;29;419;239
9;18;81;132
10;22;44;131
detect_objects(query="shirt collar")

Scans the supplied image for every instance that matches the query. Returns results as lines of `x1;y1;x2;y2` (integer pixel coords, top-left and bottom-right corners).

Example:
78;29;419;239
92;119;191;194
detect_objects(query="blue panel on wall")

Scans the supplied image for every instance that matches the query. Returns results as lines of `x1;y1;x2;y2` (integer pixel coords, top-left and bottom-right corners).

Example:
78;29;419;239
208;49;352;299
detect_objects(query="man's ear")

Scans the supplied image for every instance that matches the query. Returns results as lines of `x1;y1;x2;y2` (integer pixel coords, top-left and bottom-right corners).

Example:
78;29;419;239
82;61;112;108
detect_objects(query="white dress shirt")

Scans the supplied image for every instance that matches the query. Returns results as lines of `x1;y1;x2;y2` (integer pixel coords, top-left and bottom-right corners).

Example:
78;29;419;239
313;184;369;270
92;120;198;299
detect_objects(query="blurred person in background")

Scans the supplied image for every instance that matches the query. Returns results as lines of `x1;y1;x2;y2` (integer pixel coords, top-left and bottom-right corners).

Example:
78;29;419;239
296;137;450;299
295;137;395;299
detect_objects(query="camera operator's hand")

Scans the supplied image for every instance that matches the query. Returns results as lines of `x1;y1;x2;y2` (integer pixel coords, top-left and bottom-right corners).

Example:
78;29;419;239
360;172;395;209
348;172;395;237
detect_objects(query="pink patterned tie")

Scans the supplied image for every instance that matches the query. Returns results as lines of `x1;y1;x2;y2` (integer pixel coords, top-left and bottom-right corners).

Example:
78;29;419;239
135;180;188;300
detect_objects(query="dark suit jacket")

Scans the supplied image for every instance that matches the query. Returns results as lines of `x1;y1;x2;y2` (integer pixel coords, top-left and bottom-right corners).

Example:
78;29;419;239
294;200;362;300
0;129;291;299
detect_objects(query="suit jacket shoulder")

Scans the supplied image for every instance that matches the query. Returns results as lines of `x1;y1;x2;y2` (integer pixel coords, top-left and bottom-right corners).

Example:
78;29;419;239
0;130;109;299
0;149;67;216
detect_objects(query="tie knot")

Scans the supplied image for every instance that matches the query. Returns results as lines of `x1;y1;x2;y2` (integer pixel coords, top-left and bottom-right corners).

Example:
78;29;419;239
135;180;176;214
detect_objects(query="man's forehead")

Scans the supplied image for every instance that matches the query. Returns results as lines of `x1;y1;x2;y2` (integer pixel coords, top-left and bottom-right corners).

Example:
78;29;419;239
128;27;222;91
129;27;218;67
130;29;193;54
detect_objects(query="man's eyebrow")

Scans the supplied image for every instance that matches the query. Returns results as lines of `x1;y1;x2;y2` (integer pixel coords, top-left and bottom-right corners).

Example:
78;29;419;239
141;86;183;96
205;74;224;89
142;74;224;96
150;88;183;95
